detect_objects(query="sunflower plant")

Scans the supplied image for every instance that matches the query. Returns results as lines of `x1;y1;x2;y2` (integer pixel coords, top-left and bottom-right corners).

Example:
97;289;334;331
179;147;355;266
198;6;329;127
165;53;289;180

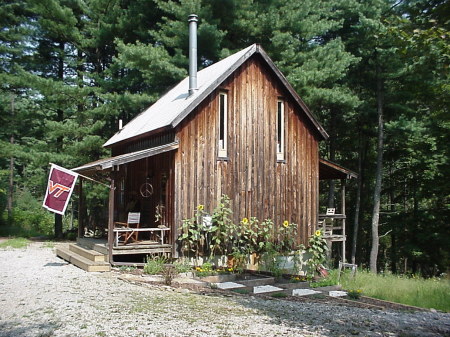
306;229;328;275
275;221;299;255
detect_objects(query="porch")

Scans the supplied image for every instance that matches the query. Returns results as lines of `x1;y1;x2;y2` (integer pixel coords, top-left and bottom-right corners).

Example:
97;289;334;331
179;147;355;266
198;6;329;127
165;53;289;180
71;141;179;266
318;158;357;264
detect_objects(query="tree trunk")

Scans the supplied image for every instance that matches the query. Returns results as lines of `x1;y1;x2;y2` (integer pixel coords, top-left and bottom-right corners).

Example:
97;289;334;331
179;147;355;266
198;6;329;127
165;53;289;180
351;139;363;265
54;41;65;239
370;64;384;274
327;110;337;208
389;166;397;273
7;94;15;221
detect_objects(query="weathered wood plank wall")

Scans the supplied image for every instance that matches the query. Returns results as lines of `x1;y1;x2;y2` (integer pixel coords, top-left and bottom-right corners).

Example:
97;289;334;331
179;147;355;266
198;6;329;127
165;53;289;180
174;56;320;245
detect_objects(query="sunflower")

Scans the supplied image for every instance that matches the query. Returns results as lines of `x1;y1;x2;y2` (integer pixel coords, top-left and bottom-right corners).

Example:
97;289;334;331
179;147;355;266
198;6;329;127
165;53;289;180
283;220;289;228
242;217;249;224
197;204;204;211
315;230;322;237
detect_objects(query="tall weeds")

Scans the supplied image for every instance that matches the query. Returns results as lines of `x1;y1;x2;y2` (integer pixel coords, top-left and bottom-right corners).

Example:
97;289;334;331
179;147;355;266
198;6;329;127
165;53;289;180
340;270;450;312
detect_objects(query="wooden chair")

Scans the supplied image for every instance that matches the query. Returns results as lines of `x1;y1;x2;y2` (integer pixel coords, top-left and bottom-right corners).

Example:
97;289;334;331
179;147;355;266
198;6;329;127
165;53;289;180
322;208;335;237
115;212;141;245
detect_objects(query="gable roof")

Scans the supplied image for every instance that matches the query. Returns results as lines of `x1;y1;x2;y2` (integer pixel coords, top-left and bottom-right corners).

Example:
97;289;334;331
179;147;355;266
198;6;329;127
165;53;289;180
104;44;328;148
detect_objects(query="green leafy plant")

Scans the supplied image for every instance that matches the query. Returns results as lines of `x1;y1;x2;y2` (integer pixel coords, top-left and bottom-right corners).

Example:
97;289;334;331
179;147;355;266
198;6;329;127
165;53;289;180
173;259;192;273
347;289;363;299
241;217;274;254
229;249;247;274
290;275;308;283
194;262;214;277
259;248;284;278
275;221;300;255
143;255;167;275
209;195;237;257
306;230;328;276
178;204;208;259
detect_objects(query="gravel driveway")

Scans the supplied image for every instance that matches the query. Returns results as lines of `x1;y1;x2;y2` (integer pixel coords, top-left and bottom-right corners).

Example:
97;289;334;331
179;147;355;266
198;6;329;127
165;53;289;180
1;242;449;337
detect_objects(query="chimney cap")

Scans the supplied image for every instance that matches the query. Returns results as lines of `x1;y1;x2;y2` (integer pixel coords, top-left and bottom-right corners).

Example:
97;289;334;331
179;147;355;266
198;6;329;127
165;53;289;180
188;14;198;22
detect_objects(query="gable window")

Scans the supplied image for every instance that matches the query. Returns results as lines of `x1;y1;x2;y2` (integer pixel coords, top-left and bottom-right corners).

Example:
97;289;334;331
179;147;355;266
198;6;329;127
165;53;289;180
277;99;285;161
218;91;228;158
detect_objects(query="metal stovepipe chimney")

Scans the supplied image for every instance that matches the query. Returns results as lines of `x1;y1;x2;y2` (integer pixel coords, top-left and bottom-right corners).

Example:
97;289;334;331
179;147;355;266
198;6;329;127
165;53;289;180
188;14;198;96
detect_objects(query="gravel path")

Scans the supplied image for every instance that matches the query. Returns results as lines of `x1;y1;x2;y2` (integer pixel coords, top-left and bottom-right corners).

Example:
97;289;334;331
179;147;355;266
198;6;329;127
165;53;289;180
1;242;449;337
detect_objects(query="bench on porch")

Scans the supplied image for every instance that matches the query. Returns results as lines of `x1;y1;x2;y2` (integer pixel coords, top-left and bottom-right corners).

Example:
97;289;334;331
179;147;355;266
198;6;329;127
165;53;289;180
113;227;170;247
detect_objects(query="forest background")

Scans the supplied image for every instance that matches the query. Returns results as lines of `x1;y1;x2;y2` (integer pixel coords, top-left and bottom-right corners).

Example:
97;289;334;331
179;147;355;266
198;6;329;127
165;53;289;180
0;0;448;277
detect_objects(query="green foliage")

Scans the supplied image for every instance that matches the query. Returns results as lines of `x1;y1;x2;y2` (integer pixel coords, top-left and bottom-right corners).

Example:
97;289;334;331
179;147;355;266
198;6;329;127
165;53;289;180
0;0;448;277
340;270;450;312
9;189;54;237
0;237;30;249
306;230;328;275
347;289;363;300
143;256;167;275
209;195;237;257
194;262;214;277
178;205;208;258
173;260;192;274
275;221;300;255
270;292;288;298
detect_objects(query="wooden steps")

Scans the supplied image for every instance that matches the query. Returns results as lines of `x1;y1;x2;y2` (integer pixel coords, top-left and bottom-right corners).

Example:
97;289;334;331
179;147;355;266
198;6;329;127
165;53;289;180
56;243;111;272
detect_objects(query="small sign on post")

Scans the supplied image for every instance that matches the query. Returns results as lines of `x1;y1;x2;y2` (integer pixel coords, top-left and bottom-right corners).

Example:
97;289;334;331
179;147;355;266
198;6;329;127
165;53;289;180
43;164;78;215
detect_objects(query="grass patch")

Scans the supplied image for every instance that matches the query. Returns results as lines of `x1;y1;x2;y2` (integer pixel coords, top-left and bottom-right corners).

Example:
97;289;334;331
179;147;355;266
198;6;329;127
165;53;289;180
0;237;30;249
232;288;250;294
0;224;42;238
42;241;55;249
340;270;450;312
271;292;288;298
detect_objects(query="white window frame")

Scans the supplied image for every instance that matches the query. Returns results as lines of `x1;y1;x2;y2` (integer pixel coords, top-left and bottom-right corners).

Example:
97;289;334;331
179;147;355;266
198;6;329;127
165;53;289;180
276;99;285;161
218;91;228;158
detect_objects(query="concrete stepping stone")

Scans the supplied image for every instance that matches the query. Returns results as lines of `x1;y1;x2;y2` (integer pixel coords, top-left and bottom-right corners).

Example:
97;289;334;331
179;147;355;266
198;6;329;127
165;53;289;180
329;290;348;297
292;288;322;296
214;282;246;290
253;285;284;294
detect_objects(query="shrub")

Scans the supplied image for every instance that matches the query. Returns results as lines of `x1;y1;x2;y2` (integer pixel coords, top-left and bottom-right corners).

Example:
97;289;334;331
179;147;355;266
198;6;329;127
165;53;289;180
2;189;54;237
143;256;167;275
173;260;192;273
162;265;178;285
347;289;363;299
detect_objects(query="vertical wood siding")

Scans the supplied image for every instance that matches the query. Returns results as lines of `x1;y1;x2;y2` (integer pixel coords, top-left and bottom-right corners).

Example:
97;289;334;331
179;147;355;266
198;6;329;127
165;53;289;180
174;56;320;245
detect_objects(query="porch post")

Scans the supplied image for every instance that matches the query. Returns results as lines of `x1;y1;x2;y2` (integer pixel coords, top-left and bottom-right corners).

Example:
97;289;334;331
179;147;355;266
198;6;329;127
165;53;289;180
77;177;84;239
108;170;116;264
341;179;346;263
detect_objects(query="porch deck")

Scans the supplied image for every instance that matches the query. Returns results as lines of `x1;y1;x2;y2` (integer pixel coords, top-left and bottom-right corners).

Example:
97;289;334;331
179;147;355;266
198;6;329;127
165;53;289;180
77;237;172;264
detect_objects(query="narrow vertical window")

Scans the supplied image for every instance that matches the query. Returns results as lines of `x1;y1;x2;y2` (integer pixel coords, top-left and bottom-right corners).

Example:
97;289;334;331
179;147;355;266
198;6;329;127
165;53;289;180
218;92;228;158
277;99;285;161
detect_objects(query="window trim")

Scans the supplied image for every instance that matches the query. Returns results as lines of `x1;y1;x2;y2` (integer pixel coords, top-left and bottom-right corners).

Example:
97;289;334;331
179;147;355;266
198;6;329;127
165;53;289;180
276;98;285;161
218;91;228;158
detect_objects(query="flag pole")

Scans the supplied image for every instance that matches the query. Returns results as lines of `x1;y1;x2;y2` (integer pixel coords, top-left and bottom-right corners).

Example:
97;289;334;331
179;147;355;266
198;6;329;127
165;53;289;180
49;163;114;189
77;172;114;190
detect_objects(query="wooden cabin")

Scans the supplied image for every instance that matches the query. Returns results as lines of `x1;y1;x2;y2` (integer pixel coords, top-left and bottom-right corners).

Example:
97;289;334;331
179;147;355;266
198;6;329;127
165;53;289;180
72;42;356;265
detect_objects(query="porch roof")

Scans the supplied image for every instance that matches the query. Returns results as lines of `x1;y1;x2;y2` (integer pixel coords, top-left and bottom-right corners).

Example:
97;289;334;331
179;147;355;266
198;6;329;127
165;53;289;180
72;141;179;174
319;158;357;180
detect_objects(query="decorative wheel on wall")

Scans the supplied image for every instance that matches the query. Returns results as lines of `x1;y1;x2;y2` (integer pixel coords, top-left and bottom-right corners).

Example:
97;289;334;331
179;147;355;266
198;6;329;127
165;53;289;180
140;182;154;198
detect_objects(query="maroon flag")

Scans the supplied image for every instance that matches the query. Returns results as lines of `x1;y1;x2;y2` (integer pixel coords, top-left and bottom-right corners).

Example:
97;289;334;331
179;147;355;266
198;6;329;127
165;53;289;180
43;164;78;215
